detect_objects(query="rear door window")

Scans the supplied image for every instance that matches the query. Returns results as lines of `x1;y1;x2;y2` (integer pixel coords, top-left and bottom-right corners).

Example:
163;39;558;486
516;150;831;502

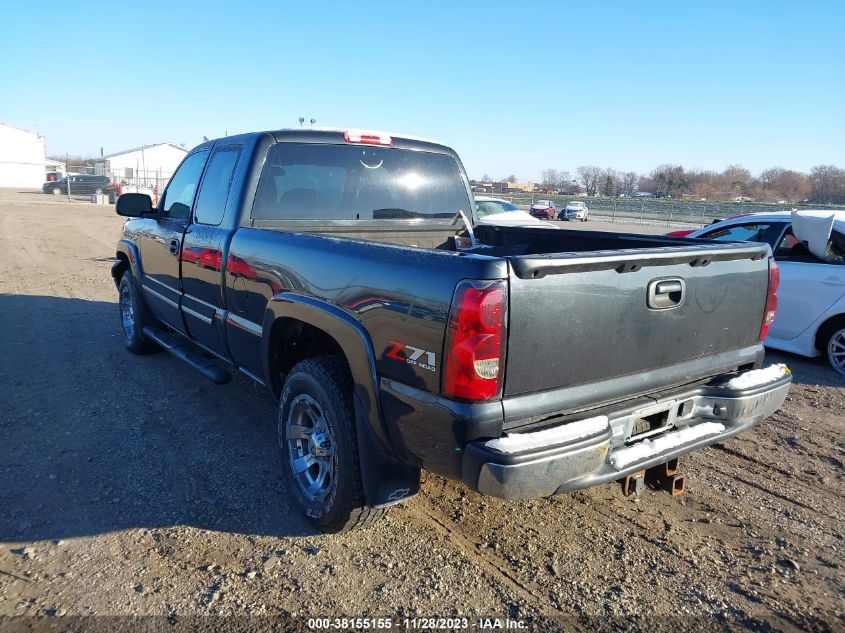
251;143;471;221
194;145;242;225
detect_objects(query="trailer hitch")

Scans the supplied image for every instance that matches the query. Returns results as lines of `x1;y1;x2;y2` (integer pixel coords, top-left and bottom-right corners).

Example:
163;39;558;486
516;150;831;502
647;458;685;496
620;459;685;497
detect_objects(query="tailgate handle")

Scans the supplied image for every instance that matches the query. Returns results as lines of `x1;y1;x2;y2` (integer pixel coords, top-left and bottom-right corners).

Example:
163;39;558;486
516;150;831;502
656;280;683;294
648;278;685;310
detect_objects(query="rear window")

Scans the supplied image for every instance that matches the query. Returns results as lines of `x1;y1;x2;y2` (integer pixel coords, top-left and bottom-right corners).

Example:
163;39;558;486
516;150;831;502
476;200;520;218
251;143;471;221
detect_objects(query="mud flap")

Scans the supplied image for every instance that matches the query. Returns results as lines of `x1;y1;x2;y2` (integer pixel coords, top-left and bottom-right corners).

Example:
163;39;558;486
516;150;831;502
354;395;421;508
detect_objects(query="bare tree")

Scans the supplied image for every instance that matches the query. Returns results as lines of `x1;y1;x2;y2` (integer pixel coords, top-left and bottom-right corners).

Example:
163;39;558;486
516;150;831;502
759;167;810;202
723;164;751;197
619;171;638;196
687;169;722;200
809;165;845;204
644;165;688;198
541;169;560;189
505;174;518;184
576;165;602;196
601;168;619;197
481;173;492;182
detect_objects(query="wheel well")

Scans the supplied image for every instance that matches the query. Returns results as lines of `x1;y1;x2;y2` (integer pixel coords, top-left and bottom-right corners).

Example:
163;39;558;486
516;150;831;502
268;318;346;394
815;314;845;351
112;253;129;287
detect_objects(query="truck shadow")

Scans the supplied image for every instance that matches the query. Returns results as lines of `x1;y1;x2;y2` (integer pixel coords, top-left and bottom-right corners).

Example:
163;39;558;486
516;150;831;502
0;294;316;542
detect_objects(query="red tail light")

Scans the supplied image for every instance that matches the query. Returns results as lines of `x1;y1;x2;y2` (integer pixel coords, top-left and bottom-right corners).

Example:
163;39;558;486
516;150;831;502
759;257;780;341
344;130;393;146
443;280;507;401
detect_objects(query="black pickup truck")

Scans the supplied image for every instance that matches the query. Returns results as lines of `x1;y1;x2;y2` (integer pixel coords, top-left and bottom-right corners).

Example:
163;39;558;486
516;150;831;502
113;128;791;532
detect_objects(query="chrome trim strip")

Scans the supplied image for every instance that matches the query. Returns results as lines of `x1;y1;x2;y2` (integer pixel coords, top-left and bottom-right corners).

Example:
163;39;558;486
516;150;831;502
182;305;212;325
183;292;218;310
143;275;174;292
226;313;262;337
142;284;178;309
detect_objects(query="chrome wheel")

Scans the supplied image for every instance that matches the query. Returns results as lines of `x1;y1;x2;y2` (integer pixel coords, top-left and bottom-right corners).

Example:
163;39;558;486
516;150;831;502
828;328;845;376
120;284;136;341
285;394;336;502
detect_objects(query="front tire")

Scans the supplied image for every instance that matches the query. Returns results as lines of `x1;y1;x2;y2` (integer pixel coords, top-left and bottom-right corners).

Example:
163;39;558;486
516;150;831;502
118;272;159;354
52;187;61;195
279;356;387;533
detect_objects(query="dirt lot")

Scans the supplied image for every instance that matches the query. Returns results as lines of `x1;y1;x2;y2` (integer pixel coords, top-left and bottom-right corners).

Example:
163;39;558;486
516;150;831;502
0;190;842;631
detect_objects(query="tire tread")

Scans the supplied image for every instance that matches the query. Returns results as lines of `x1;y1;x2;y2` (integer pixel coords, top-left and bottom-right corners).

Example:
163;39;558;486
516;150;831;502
283;355;387;533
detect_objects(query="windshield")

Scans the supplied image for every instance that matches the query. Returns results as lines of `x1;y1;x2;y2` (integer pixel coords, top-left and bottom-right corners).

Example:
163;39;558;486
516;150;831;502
475;200;520;218
252;143;472;222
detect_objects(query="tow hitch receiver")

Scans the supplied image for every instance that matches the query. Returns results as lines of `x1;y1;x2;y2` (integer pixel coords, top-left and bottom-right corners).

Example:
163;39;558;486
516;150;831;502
620;460;686;497
621;470;646;496
646;458;685;496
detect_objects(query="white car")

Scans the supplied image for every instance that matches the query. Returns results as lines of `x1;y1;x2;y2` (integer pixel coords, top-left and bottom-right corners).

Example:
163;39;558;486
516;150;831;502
475;197;556;228
562;201;589;221
687;210;845;375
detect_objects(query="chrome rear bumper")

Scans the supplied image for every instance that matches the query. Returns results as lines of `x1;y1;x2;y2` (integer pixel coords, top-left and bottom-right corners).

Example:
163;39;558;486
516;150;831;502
462;365;792;499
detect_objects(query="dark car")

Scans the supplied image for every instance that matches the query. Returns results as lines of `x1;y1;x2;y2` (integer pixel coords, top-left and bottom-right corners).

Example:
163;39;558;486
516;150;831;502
43;174;111;195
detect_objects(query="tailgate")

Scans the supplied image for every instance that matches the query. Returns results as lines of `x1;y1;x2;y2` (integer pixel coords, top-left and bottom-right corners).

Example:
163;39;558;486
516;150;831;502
504;243;771;398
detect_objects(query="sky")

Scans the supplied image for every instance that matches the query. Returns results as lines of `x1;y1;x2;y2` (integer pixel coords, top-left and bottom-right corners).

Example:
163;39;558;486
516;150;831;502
1;1;843;181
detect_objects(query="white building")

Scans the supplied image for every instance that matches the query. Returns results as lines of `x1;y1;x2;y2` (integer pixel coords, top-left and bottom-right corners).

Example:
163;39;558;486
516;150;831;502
0;123;47;188
44;158;66;178
94;143;188;186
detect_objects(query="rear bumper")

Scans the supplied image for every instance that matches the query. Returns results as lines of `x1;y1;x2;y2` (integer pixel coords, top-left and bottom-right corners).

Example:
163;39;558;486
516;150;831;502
461;365;792;499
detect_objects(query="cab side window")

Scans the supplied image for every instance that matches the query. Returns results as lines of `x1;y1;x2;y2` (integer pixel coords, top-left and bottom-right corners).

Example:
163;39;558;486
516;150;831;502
194;146;242;226
160;151;209;221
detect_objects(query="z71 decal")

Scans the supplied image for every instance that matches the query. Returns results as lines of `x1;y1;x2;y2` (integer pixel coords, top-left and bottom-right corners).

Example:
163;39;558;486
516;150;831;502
386;340;437;372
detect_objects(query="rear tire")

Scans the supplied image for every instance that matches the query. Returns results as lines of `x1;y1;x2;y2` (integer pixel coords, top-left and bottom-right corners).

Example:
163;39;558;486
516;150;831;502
118;272;159;354
279;355;387;533
823;325;845;376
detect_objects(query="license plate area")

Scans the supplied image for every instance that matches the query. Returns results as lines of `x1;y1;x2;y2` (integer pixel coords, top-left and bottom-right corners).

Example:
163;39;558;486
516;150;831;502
625;401;676;444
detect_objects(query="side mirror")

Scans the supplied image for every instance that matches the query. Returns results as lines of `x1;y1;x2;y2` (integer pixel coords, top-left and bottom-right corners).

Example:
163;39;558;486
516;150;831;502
116;193;154;217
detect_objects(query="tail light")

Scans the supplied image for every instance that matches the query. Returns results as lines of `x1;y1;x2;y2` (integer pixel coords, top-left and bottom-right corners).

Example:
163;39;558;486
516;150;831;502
443;280;507;401
759;257;780;341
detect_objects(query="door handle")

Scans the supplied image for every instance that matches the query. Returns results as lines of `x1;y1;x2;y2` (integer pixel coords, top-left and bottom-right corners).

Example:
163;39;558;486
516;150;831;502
169;238;180;255
647;278;685;310
655;280;683;295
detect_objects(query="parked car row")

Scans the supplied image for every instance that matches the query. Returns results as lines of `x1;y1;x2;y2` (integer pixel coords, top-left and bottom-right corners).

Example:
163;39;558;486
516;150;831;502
670;210;845;376
527;199;590;222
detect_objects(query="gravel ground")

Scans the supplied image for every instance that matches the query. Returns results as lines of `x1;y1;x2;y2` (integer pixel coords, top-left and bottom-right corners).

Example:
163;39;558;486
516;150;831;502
0;190;842;631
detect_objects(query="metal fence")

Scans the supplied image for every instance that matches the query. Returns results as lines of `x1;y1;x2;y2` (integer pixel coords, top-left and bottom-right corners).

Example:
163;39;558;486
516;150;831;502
47;164;173;203
493;192;845;228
